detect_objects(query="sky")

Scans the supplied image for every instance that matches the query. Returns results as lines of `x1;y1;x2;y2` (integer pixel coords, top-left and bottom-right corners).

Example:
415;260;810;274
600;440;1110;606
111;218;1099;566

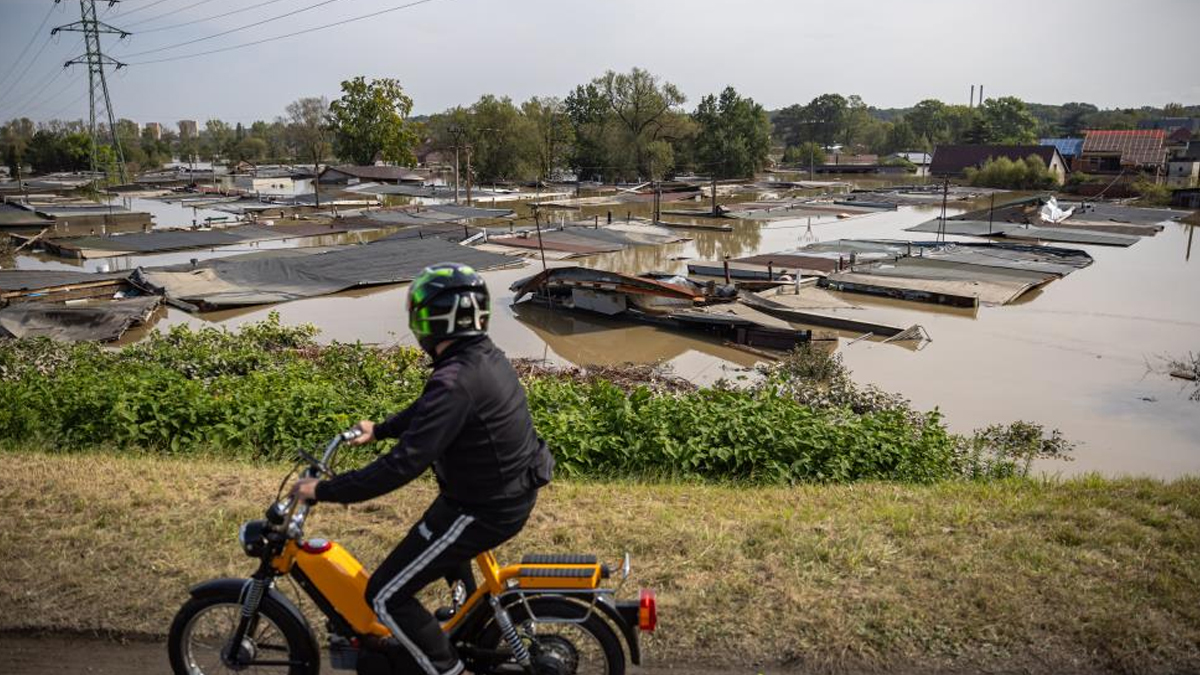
1;0;1198;131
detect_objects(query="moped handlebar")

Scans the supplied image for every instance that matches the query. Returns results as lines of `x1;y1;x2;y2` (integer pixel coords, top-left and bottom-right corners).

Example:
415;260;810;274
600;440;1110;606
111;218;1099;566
273;427;364;538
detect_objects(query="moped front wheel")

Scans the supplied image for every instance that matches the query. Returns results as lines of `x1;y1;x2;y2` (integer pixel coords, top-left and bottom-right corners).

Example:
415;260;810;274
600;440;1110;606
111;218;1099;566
167;592;319;675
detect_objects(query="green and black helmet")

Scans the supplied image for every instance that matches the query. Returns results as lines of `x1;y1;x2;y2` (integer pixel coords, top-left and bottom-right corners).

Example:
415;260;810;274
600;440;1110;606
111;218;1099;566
407;262;490;352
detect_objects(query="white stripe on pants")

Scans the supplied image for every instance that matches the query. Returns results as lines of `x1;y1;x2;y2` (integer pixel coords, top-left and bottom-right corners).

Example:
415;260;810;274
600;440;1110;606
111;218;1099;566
373;513;475;675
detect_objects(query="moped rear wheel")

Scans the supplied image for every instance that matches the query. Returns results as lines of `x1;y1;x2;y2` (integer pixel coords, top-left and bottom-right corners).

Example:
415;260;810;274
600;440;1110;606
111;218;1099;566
167;593;319;675
476;596;625;675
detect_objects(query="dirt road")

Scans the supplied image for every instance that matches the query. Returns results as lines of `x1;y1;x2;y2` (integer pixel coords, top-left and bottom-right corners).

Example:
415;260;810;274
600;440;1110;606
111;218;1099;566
0;634;772;675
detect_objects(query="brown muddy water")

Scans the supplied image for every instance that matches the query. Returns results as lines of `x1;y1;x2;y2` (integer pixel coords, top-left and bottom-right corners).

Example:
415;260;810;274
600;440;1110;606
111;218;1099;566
12;186;1200;479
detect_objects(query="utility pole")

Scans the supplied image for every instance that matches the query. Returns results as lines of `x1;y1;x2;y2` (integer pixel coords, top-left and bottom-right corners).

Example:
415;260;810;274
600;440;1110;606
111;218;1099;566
447;124;465;205
710;173;718;217
465;144;473;206
54;0;130;185
453;145;460;204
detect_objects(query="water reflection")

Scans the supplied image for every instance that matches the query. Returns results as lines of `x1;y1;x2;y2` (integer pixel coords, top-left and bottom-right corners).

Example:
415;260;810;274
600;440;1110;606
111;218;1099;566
511;301;761;368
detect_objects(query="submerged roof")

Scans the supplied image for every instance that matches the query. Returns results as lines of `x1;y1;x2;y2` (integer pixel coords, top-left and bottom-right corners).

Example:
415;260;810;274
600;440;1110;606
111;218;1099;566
320;165;426;182
930;145;1063;175
1082;130;1166;165
510;266;699;301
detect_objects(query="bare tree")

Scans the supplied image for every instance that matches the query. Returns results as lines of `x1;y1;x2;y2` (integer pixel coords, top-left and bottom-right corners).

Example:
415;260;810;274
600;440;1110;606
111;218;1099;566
286;96;331;205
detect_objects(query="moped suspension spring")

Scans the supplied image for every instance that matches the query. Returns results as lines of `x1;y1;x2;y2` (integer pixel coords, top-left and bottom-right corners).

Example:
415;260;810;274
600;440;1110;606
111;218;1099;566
489;596;531;666
241;579;266;618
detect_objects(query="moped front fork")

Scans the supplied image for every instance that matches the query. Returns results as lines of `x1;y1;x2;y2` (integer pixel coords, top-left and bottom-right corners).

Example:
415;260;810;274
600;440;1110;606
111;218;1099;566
223;575;270;666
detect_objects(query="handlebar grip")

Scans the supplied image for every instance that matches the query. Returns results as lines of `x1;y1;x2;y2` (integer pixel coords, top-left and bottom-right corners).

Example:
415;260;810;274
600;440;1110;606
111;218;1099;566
341;427;364;441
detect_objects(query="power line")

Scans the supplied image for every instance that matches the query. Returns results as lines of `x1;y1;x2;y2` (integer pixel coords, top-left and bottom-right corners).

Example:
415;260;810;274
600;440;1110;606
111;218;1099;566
0;0;61;92
24;68;85;115
0;65;69;118
125;0;286;33
44;87;92;121
120;0;224;30
129;0;447;65
121;0;354;58
0;36;57;109
0;35;86;116
117;0;179;18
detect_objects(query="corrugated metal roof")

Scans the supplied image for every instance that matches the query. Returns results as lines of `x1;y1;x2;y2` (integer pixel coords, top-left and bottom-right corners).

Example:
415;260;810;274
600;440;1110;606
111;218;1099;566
1082;130;1166;166
1039;138;1084;158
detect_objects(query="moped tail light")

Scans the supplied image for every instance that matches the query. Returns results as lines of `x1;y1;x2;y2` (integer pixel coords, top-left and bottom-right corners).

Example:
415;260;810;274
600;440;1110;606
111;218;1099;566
638;589;657;632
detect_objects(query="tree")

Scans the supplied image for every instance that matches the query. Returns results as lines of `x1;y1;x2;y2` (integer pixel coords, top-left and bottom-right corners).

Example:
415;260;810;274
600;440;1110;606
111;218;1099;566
327;76;418;165
943;105;981;144
465;94;537;183
427;97;538;184
564;82;612;181
1058;102;1098;137
233;137;268;163
883;119;919;154
202;119;234;162
285;96;331;172
596;68;691;180
773;103;813;147
5;144;22;181
980;96;1038;144
1162;102;1186;117
804;93;848;148
906;99;949;145
522;96;574;182
782;141;825;168
692;86;771;179
841;95;872;149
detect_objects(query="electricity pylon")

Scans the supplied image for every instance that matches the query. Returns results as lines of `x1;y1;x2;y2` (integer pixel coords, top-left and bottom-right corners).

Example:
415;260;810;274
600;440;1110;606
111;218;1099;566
53;0;130;184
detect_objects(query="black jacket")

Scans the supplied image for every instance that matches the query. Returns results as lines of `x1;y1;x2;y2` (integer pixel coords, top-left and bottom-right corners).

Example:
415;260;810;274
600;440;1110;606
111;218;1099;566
316;336;553;508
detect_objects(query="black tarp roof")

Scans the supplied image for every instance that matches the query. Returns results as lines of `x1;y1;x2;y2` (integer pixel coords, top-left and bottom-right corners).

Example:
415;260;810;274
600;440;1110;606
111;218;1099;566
0;269;130;293
0;296;160;342
134;237;521;311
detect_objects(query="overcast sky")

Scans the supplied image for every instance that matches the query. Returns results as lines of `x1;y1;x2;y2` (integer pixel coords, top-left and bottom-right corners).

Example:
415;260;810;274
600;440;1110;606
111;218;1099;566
1;0;1197;130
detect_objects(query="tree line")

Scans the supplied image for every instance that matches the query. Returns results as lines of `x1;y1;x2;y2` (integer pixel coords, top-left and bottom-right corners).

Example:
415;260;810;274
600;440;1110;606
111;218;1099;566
2;67;1195;183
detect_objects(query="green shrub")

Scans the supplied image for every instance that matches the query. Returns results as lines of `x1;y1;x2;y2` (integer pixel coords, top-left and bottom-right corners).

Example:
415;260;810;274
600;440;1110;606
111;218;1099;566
964;154;1060;190
1132;175;1172;206
0;316;1069;483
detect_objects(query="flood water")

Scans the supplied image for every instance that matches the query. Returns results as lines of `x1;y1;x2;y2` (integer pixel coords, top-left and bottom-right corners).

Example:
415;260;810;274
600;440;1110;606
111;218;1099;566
16;179;1200;479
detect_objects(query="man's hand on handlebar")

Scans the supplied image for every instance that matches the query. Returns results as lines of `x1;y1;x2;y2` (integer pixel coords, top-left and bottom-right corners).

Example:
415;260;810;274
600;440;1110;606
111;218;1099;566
347;420;375;446
291;478;319;503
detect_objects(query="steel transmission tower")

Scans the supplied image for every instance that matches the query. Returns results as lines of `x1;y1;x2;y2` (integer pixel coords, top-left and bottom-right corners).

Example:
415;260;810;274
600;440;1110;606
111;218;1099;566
53;0;130;184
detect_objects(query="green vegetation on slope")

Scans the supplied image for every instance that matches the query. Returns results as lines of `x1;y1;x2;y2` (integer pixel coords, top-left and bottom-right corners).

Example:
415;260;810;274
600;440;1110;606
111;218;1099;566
1;452;1196;673
0;315;1066;483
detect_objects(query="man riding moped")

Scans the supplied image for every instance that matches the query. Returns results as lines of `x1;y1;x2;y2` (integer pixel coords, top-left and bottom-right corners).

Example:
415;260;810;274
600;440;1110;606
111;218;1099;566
291;262;554;675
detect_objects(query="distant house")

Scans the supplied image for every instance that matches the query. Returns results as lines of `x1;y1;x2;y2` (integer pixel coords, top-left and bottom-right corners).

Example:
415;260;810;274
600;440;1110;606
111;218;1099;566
1039;138;1084;170
930;144;1068;182
826;153;877;166
1167;127;1194;145
415;140;450;168
317;165;427;185
1166;140;1200;188
1079;130;1167;174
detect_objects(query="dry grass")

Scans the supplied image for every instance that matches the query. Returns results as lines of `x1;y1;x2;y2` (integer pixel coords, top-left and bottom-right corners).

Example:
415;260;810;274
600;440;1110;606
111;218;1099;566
1;451;1198;674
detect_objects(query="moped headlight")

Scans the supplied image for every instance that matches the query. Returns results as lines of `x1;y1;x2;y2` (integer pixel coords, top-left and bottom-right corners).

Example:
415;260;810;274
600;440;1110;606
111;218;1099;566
238;519;268;557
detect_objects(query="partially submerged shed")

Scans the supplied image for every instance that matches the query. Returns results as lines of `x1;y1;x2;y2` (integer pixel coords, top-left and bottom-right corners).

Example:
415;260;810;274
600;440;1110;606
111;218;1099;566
510;266;812;351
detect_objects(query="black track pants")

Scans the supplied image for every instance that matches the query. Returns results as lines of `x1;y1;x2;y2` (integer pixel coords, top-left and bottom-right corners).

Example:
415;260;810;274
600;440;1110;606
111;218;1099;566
365;493;534;675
